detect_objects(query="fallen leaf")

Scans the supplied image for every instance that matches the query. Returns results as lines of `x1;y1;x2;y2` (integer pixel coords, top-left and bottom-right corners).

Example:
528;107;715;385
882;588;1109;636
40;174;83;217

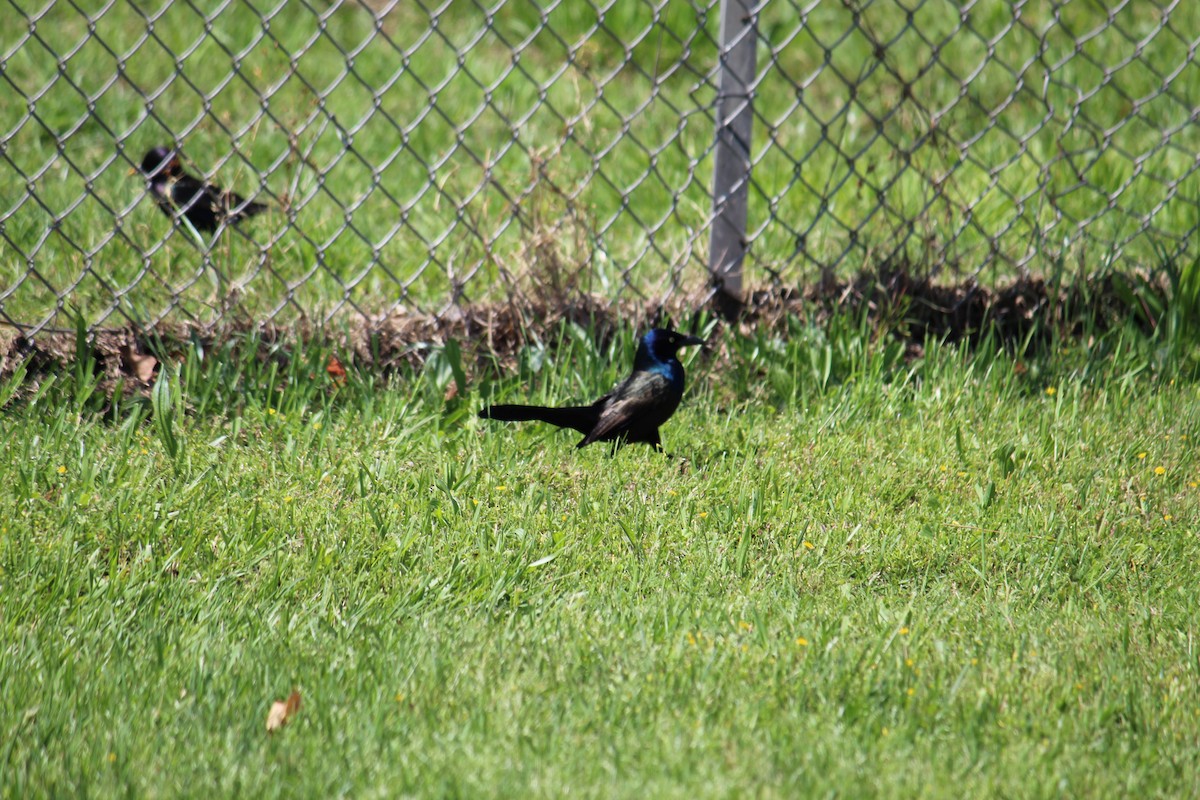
285;689;301;714
326;356;347;385
266;690;302;733
443;382;459;401
265;701;286;732
121;343;158;382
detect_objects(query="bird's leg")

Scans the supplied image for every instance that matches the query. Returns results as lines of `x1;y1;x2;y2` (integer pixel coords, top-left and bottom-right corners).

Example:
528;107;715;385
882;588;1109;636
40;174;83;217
647;430;684;462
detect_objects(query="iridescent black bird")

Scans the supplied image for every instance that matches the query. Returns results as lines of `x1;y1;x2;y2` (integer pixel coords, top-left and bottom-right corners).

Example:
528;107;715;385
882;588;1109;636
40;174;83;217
136;146;268;233
479;329;705;451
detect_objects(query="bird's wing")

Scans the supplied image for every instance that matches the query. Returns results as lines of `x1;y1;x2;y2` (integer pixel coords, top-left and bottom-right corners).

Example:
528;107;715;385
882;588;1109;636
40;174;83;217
170;177;214;210
582;371;672;444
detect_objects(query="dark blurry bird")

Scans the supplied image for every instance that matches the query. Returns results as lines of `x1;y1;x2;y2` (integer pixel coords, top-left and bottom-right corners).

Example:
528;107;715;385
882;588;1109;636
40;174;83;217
136;146;268;233
479;328;705;451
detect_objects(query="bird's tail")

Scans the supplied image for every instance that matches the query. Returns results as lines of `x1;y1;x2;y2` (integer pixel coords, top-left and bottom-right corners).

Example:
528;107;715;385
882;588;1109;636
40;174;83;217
230;199;270;221
479;403;599;436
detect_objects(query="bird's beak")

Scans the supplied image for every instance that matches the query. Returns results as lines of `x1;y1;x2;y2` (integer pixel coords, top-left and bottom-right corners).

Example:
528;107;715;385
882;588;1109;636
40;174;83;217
682;335;705;347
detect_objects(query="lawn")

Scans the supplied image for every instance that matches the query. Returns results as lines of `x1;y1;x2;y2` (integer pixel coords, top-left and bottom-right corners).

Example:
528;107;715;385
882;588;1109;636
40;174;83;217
3;0;1200;795
1;326;1198;797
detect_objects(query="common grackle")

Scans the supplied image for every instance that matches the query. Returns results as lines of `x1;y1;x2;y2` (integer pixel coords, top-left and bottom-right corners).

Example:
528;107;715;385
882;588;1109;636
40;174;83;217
136;146;268;233
479;328;705;451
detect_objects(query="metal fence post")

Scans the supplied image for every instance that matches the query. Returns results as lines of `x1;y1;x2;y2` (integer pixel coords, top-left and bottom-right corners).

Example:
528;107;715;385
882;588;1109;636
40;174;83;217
708;0;757;319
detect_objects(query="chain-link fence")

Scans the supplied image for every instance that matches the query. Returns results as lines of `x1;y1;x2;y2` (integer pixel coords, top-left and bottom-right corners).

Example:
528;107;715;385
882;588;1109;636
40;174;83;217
3;0;1199;336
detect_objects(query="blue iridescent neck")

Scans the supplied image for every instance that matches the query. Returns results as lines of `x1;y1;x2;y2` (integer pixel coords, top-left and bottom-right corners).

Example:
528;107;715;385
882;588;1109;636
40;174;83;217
633;333;684;388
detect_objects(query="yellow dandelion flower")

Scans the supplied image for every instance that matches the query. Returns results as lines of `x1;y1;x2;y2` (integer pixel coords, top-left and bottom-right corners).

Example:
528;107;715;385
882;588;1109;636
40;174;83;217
1164;514;1173;522
140;448;149;455
737;621;753;632
283;496;293;504
312;422;322;430
795;637;809;647
940;465;948;472
107;753;117;763
1045;386;1056;396
472;498;480;506
698;511;708;519
905;658;914;667
56;465;66;474
1191;482;1198;488
496;485;507;492
970;658;978;665
907;687;915;696
1137;452;1147;459
395;692;405;702
899;627;910;635
687;633;698;646
803;541;815;550
1154;466;1166;475
268;408;276;415
882;727;890;737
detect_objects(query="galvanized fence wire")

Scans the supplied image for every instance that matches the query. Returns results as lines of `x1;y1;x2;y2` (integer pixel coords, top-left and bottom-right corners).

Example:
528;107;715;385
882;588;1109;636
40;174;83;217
1;0;1198;337
746;0;1200;289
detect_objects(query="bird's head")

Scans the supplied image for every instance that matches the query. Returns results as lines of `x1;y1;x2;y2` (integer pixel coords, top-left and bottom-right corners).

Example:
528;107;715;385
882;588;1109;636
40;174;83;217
138;147;182;180
640;328;705;364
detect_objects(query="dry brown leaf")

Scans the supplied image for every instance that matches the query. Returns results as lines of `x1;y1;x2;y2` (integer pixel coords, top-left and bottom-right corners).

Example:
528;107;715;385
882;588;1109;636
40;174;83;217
121;343;158;382
266;690;302;733
326;356;347;385
443;382;459;401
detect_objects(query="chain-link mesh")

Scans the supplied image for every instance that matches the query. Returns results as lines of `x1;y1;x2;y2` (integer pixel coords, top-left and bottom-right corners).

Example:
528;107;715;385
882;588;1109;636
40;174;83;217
2;0;1198;336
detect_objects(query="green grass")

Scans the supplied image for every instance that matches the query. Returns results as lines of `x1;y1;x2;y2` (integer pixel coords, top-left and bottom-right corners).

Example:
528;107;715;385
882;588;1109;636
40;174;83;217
1;324;1199;797
4;0;1200;330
